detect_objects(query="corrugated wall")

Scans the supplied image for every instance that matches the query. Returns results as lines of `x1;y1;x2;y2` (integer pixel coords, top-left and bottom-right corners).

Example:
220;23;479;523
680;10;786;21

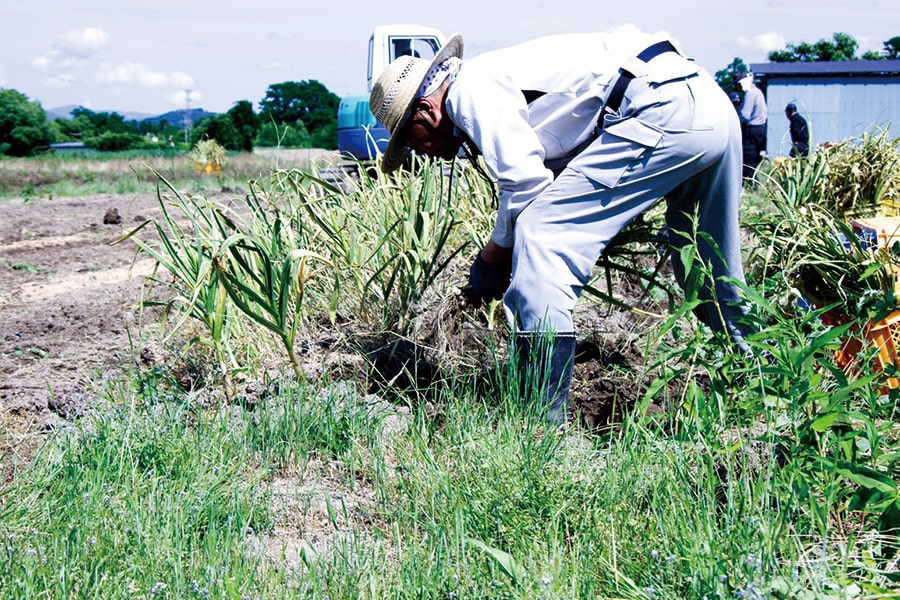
764;76;900;156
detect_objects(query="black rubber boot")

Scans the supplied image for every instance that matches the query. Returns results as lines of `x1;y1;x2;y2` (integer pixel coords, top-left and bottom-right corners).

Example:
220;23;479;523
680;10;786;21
514;332;576;426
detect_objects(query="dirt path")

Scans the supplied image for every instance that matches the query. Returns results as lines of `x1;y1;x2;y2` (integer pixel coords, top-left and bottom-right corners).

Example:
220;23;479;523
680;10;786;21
0;192;165;432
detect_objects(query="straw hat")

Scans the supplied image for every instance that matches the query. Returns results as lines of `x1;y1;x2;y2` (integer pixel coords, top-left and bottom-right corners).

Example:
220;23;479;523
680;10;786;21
369;33;463;173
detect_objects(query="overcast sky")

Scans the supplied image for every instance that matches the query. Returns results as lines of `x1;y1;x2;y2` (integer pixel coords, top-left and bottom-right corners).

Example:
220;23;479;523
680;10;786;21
1;0;898;117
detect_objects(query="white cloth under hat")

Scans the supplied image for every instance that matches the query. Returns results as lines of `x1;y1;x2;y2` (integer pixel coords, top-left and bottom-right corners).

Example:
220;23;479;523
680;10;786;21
417;57;461;99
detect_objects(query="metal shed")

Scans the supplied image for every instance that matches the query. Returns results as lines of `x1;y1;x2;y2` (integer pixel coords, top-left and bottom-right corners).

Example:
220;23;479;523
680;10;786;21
48;142;87;153
748;60;900;157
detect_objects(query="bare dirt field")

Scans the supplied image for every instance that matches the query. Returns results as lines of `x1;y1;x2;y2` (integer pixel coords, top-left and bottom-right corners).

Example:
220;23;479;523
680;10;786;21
0;149;338;442
0;190;195;434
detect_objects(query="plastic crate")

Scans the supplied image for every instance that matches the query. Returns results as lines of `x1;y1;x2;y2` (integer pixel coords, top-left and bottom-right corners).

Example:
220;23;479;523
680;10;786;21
885;263;900;298
824;309;900;391
866;312;900;389
852;216;900;254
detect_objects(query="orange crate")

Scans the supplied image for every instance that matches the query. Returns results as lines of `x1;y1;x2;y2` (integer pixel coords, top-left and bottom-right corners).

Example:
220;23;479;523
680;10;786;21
865;312;900;389
826;309;900;391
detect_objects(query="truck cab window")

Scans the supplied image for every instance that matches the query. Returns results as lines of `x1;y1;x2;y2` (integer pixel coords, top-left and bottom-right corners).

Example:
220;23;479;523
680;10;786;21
389;37;441;63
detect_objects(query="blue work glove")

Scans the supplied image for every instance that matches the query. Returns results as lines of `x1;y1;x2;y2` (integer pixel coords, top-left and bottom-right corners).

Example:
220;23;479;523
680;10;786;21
463;255;512;307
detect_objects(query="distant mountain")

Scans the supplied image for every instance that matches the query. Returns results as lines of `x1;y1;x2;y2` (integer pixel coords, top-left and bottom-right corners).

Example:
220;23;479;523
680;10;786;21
142;108;218;128
119;109;159;122
45;105;215;126
45;105;82;120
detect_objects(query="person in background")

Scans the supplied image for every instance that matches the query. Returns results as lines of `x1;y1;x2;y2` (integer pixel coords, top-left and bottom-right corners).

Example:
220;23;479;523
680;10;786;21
370;30;756;425
736;72;767;182
785;102;809;158
729;91;741;112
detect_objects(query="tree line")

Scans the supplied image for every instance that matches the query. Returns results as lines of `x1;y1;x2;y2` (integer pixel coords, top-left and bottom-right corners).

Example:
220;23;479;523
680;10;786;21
715;32;898;94
0;79;339;157
769;33;900;62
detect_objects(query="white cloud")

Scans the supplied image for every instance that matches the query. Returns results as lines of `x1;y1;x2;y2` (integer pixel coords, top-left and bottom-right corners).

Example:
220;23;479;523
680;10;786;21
31;54;53;70
736;32;786;56
609;23;673;39
611;23;646;36
32;51;80;72
31;27;109;74
96;62;194;88
57;28;109;57
0;64;5;87
169;88;203;107
261;61;288;70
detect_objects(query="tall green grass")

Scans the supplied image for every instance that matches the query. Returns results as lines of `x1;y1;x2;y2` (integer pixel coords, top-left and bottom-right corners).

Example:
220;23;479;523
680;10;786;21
276;158;472;333
0;392;271;598
3;355;893;598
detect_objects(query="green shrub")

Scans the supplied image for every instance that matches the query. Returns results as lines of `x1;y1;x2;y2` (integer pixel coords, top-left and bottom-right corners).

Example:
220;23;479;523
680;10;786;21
255;119;311;148
0;89;55;156
88;131;145;152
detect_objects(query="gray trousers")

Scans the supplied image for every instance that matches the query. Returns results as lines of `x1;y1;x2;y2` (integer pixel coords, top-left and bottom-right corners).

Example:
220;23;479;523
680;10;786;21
503;66;751;347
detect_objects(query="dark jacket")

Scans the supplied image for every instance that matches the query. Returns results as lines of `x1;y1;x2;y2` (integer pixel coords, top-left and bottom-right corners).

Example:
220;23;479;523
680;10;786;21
788;112;809;157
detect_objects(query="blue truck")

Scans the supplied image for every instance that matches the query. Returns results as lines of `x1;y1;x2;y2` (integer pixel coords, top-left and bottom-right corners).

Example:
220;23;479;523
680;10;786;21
337;25;448;162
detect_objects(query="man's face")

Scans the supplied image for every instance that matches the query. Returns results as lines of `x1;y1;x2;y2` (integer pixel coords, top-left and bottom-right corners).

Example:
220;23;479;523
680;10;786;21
403;106;462;161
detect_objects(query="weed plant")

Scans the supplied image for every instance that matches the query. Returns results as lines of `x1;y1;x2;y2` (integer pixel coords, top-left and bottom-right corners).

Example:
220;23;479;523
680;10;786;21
748;130;900;317
274;156;477;333
116;173;241;399
0;389;271;598
764;129;900;218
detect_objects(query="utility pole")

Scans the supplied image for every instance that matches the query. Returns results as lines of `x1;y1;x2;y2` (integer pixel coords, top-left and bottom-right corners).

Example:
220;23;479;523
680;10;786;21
183;89;193;145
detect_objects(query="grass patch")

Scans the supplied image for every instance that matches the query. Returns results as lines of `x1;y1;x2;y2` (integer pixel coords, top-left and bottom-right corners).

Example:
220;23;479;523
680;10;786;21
0;150;336;200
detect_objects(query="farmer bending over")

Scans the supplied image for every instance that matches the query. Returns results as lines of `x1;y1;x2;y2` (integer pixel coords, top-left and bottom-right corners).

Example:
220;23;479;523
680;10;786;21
371;30;755;425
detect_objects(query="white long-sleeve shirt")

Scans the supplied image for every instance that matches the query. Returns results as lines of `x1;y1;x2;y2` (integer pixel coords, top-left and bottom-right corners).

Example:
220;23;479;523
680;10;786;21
443;31;694;247
739;86;768;127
